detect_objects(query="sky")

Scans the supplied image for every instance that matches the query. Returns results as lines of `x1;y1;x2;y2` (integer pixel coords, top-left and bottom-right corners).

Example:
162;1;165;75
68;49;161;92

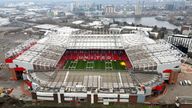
0;0;186;5
0;0;128;5
0;0;125;4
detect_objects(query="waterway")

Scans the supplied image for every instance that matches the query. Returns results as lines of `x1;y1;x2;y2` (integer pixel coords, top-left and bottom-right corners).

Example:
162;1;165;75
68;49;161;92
115;17;180;30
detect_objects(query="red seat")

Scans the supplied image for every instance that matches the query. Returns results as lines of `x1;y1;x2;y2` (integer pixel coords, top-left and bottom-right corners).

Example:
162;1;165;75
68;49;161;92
56;50;132;69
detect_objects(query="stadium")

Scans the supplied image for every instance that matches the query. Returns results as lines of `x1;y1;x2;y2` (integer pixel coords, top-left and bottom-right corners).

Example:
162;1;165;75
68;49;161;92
5;26;185;104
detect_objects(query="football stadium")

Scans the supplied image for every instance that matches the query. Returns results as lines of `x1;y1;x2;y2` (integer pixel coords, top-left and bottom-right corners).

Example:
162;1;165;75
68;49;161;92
5;26;185;104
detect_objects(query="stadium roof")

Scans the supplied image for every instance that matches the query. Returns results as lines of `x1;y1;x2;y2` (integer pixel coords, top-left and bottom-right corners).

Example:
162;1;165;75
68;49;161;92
39;29;155;49
7;27;184;72
126;40;184;71
29;71;162;93
15;43;65;71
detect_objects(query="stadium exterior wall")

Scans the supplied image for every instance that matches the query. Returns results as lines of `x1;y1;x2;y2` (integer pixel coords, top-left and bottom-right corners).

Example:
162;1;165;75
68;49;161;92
31;91;145;104
157;61;180;73
13;60;33;71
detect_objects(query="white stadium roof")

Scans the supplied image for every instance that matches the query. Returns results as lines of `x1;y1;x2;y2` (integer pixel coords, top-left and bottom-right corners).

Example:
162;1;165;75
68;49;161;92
5;26;186;94
126;40;184;71
38;28;156;49
7;27;184;73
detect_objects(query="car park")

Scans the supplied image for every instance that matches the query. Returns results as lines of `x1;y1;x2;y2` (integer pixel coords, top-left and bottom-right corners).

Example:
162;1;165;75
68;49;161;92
179;80;192;86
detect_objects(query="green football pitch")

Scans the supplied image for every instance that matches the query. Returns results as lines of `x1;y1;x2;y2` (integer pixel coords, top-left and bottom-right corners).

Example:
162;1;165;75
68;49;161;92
63;60;127;70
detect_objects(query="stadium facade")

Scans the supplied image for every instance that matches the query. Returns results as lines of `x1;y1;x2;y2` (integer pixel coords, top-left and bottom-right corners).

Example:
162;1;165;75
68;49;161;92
168;34;192;56
5;25;184;104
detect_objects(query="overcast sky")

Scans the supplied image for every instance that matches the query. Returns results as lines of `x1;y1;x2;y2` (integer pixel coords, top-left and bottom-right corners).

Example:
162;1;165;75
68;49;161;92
0;0;128;5
0;0;186;5
0;0;124;2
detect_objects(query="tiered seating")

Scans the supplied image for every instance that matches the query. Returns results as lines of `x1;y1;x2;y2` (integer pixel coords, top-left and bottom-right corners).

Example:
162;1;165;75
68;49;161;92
56;54;67;69
63;50;128;61
56;49;133;69
29;72;54;86
5;39;37;59
31;70;162;93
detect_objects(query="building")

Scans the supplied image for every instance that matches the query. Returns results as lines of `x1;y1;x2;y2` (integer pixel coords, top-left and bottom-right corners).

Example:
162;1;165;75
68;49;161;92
104;5;115;16
185;0;192;7
32;24;58;31
96;4;102;11
168;34;192;57
181;25;192;35
135;0;142;17
5;26;184;104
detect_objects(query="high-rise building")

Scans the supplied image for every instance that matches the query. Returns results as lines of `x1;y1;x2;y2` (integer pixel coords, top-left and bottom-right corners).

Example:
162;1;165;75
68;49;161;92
97;4;102;11
124;0;130;15
70;2;74;12
135;0;142;17
73;0;80;11
104;5;115;16
126;0;129;10
185;0;192;7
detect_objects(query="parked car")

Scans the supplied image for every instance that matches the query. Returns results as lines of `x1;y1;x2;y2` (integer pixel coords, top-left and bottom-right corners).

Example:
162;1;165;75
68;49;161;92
179;81;183;86
180;80;192;86
187;80;192;85
184;80;188;85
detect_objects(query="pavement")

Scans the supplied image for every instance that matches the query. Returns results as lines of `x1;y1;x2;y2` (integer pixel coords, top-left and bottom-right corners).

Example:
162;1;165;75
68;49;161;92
146;63;192;104
0;28;33;101
10;81;32;101
181;63;192;73
0;67;32;101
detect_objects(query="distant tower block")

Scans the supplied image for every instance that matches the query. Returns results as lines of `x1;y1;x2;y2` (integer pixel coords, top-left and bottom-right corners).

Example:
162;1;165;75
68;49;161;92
104;5;115;16
126;0;129;9
125;0;130;15
135;0;142;17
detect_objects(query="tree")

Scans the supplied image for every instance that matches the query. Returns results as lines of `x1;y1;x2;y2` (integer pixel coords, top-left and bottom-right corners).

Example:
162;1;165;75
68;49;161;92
189;32;192;37
158;31;165;39
158;27;167;39
131;23;135;26
114;21;120;25
123;21;128;26
160;27;168;34
152;25;158;32
173;28;181;34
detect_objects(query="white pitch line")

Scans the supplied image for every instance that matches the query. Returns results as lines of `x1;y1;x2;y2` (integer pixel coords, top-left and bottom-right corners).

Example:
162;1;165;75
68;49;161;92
63;71;69;84
118;72;123;87
98;76;101;89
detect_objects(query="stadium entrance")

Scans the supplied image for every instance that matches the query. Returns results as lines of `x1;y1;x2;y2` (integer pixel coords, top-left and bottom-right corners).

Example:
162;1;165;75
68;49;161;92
57;49;132;71
15;71;23;80
13;67;25;80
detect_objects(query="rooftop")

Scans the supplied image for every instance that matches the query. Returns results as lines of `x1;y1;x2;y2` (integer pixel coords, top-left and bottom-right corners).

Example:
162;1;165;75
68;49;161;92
126;40;184;71
14;43;65;71
33;24;58;30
